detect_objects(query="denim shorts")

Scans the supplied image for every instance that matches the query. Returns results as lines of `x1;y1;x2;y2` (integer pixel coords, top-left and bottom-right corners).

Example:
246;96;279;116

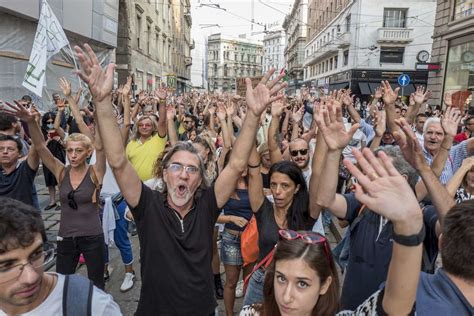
220;229;243;266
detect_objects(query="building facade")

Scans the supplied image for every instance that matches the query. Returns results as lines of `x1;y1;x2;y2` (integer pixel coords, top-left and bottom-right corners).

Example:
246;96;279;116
304;0;436;99
0;0;119;109
206;33;263;92
262;29;286;79
283;0;308;94
116;0;193;94
426;0;473;108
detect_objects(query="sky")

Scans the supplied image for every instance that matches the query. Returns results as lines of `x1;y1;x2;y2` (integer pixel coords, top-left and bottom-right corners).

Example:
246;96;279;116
190;0;294;86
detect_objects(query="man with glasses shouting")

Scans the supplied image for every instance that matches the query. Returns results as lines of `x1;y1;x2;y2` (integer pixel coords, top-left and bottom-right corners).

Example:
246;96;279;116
0;197;121;315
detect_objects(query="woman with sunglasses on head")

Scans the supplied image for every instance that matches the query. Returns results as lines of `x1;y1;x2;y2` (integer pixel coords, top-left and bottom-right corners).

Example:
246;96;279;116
5;102;107;290
243;142;320;306
241;148;424;316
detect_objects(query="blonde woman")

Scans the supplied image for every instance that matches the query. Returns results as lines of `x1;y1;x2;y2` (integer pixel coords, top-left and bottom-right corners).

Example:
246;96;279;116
6;102;107;290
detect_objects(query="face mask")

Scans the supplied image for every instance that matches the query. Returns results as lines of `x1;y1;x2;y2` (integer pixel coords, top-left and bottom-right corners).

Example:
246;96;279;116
47;123;54;130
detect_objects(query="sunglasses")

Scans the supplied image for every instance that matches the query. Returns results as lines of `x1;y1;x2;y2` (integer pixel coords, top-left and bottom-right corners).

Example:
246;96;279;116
278;229;332;269
67;190;78;210
290;149;308;157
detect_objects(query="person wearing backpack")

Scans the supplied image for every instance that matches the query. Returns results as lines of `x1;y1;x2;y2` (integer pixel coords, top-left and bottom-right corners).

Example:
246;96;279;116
5;102;107;290
0;197;121;316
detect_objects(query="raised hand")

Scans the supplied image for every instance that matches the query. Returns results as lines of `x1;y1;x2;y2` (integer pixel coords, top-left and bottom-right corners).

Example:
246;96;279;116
59;77;72;97
2;101;36;123
245;68;287;117
342;91;355;108
373;86;383;100
381;81;400;105
409;93;415;107
443;91;453;107
271;100;285;117
441;107;462;137
313;102;359;151
225;100;236;117
343;148;421;224
74;44;115;103
291;105;304;123
122;76;132;96
413;86;429;105
393;118;427;171
74;87;83;104
154;87;167;101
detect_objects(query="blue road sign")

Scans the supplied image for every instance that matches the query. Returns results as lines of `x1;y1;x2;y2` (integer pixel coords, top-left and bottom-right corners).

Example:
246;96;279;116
398;74;410;87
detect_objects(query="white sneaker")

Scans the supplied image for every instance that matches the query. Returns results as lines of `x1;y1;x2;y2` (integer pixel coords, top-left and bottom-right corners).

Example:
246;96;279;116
120;272;135;292
235;280;244;298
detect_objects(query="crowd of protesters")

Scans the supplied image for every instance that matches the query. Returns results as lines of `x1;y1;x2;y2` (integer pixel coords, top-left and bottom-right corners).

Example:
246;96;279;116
0;43;473;316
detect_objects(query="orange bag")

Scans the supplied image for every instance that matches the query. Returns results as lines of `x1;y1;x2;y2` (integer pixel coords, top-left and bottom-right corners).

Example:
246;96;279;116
241;215;259;267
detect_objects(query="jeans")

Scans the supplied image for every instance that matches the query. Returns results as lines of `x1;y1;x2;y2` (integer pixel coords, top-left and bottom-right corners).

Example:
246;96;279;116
104;200;134;265
56;234;105;290
243;267;265;306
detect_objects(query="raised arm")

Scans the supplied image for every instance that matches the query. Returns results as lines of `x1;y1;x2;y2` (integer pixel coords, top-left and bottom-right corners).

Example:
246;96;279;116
369;110;386;151
314;101;359;219
153;88;168;138
268;100;284;163
52;104;66;140
3;101;63;180
405;86;431;125
59;77;94;142
214;69;287;208
308;116;328;220
248;144;265;212
216;102;231;149
120;76;132;146
344;148;423;315
446;157;474;197
381;80;401;136
395;118;455;229
166;105;179;146
75;44;142;207
91;113;106;182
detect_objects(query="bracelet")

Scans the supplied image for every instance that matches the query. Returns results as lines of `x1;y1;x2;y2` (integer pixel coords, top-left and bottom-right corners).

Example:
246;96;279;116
392;224;426;247
248;163;261;169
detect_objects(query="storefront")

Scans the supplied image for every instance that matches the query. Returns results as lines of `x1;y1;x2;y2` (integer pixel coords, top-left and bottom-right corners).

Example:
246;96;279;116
443;34;474;112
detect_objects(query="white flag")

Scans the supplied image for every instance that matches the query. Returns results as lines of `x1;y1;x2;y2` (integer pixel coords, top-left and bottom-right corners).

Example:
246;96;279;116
22;0;69;97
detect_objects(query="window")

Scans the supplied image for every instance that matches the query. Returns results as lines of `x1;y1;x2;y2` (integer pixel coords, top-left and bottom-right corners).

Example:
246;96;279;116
345;14;351;32
155;33;159;60
334;55;338;69
383;8;407;28
343;50;349;66
136;15;142;49
163;40;167;64
453;0;474;20
380;47;405;63
147;25;151;55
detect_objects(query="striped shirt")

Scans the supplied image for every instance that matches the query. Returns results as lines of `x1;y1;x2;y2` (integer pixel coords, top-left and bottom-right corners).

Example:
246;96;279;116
423;140;469;184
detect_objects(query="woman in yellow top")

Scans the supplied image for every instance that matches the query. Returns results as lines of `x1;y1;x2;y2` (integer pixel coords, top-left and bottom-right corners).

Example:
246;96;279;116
126;90;167;181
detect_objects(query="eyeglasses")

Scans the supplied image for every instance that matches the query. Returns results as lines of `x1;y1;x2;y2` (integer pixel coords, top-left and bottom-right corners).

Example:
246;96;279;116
68;190;78;209
0;249;55;284
278;229;332;269
166;162;200;175
290;149;308;157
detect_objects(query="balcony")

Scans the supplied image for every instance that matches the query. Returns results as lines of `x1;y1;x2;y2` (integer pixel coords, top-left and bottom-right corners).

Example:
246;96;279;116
304;42;339;66
377;28;414;43
337;32;351;48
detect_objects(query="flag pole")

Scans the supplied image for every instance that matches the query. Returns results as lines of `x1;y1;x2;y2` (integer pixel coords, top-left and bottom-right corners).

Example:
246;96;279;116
67;43;83;90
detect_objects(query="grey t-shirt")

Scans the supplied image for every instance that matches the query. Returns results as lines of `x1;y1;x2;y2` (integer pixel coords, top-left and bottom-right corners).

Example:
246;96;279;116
0;160;37;207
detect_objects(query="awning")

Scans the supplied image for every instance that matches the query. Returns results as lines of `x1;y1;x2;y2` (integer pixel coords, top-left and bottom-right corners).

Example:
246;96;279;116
368;82;415;96
358;82;371;95
328;82;349;91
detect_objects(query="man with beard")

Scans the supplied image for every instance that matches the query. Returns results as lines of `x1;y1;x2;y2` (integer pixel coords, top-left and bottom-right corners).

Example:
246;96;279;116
178;112;197;141
423;116;474;184
74;43;287;315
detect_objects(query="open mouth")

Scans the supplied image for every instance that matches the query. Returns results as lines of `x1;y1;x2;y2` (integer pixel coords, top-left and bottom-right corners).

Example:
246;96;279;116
177;185;187;195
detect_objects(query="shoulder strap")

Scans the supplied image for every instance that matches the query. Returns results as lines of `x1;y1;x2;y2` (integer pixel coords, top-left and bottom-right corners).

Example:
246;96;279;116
58;165;72;187
89;166;102;205
62;274;93;316
349;204;367;232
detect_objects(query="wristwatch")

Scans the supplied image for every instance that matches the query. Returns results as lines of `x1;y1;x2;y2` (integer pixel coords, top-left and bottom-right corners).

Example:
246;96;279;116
392;224;426;246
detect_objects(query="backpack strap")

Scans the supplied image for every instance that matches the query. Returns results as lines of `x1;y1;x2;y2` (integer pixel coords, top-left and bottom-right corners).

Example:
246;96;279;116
349;204;367;232
62;274;93;316
89;165;102;206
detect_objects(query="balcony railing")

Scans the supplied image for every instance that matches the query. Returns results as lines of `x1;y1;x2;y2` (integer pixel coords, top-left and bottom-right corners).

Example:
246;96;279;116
377;28;413;43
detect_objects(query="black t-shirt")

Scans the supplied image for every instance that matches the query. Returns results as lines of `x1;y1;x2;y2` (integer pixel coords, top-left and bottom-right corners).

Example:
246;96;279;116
340;193;439;310
130;183;219;315
0;160;37;207
255;198;315;262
